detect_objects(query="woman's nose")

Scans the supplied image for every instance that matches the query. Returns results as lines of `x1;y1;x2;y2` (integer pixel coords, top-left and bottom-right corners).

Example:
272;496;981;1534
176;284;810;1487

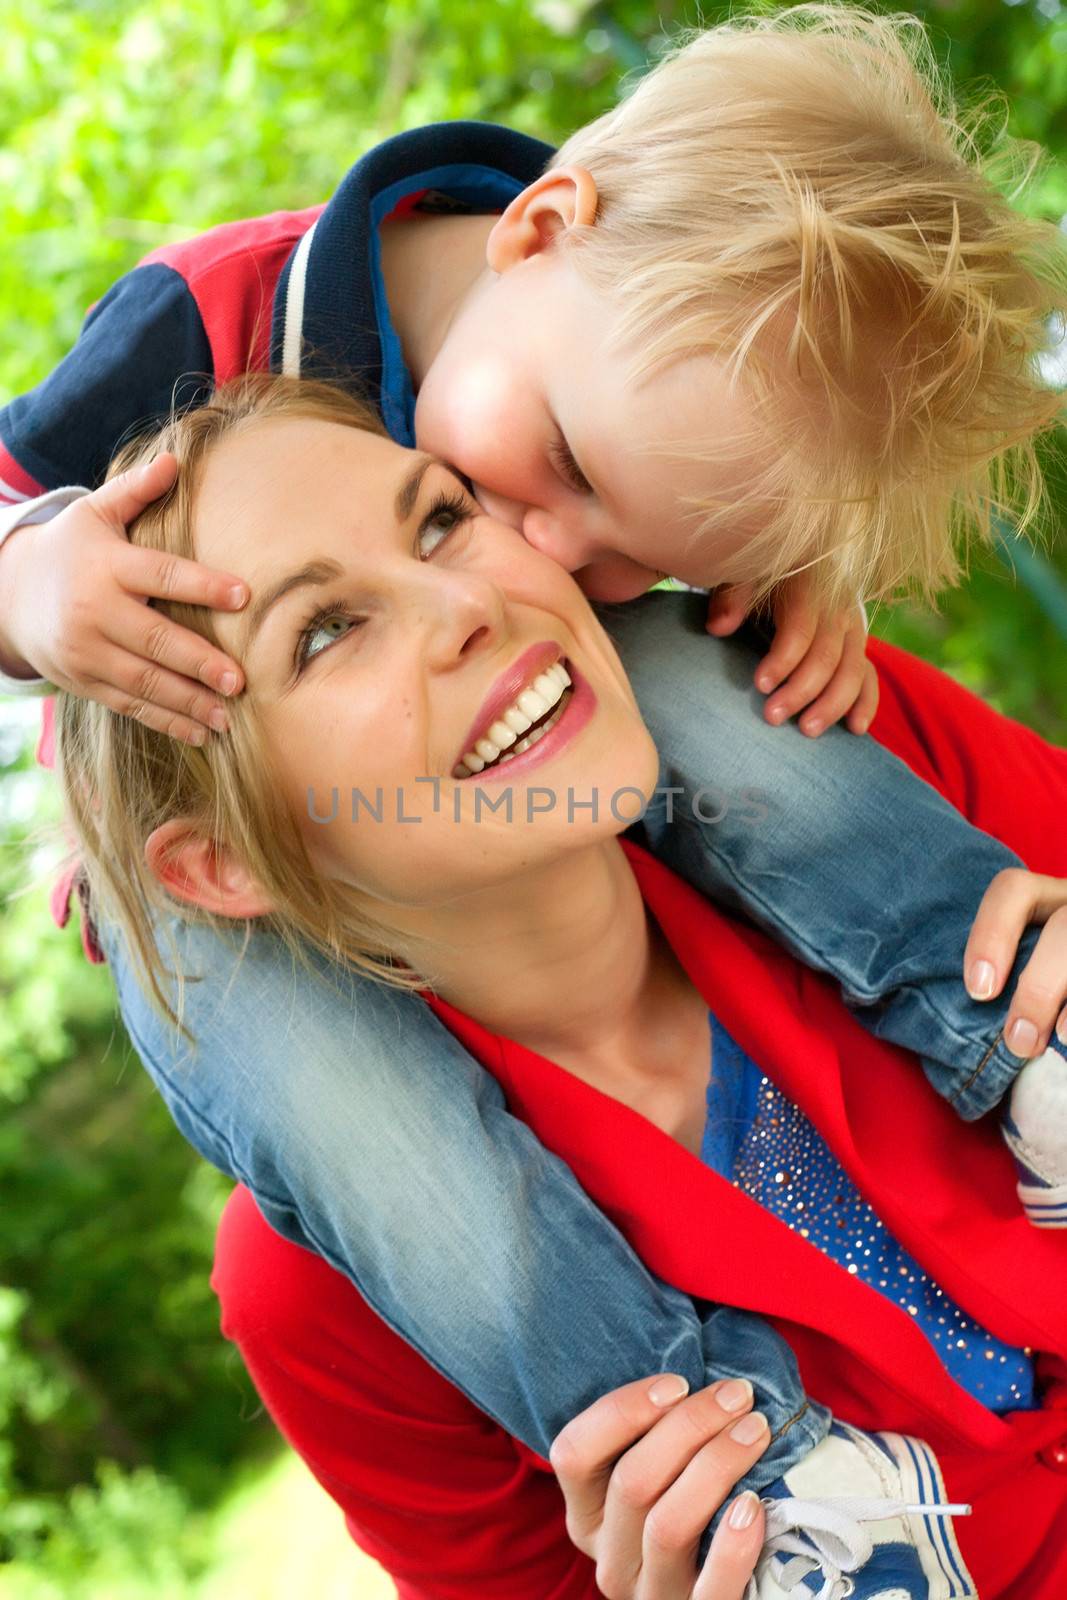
421;568;508;669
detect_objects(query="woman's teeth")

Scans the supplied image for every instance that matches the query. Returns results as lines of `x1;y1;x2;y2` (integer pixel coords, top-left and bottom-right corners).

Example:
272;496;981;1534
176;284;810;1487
453;661;572;779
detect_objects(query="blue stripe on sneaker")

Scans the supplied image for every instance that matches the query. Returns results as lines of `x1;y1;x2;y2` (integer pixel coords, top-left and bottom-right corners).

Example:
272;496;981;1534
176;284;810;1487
903;1436;953;1594
907;1436;970;1597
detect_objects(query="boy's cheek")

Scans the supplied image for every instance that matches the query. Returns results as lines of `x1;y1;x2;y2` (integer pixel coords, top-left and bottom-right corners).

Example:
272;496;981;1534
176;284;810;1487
416;367;549;509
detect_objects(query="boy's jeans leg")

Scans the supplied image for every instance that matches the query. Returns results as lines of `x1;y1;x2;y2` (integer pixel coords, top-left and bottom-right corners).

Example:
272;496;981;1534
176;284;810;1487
601;593;1036;1121
95;909;827;1479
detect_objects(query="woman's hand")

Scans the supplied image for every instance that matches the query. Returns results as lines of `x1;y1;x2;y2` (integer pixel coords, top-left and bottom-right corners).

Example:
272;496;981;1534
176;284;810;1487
706;573;878;737
549;1373;770;1599
965;869;1067;1058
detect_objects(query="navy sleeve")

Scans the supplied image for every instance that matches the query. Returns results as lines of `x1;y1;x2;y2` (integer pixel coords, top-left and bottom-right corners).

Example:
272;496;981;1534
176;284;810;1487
0;264;214;492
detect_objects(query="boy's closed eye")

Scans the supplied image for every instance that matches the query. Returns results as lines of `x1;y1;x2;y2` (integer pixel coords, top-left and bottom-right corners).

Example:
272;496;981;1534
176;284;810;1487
549;435;595;496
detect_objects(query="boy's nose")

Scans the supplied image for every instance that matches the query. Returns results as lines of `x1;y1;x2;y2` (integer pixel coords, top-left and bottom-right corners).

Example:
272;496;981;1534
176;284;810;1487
472;483;525;530
520;507;596;574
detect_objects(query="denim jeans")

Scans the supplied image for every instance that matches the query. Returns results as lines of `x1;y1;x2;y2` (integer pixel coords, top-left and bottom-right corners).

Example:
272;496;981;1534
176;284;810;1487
96;593;1035;1488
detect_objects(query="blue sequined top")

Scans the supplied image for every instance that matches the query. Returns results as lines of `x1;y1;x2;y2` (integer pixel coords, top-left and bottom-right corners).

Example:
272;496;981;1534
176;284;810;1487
701;1014;1034;1414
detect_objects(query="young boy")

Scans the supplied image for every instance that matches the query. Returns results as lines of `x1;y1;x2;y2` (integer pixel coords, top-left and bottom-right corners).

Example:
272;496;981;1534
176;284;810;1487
1;7;1065;1594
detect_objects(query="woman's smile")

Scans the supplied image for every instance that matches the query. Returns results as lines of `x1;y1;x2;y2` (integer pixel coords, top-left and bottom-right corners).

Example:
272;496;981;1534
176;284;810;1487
451;644;595;781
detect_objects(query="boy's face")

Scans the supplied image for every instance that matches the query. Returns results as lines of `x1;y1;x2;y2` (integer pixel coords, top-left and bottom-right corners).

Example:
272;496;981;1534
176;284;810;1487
414;236;769;602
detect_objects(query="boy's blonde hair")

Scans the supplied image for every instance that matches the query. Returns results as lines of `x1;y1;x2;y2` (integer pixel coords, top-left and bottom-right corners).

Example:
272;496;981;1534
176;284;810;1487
54;374;430;1046
553;3;1066;609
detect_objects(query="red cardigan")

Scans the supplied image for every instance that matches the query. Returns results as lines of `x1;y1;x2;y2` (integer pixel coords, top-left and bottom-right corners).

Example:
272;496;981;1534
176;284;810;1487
212;640;1067;1600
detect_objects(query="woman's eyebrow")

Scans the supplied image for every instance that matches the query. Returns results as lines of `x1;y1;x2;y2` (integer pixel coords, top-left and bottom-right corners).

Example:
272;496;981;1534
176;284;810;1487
239;454;445;657
241;558;346;656
394;453;438;523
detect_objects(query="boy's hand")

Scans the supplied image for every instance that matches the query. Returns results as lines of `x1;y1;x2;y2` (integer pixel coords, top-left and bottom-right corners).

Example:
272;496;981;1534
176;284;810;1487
549;1373;768;1599
0;453;248;747
706;573;878;737
965;870;1067;1058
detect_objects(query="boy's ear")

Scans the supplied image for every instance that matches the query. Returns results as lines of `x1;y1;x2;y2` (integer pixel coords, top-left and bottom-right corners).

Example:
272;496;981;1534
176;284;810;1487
145;819;274;919
486;166;598;272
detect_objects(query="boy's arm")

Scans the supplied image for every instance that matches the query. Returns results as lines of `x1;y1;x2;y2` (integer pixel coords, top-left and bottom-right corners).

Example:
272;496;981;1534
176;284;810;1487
0;260;211;497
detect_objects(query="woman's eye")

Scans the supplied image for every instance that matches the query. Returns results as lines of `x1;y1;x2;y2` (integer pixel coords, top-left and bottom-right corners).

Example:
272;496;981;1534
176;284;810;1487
297;609;360;671
418;492;473;558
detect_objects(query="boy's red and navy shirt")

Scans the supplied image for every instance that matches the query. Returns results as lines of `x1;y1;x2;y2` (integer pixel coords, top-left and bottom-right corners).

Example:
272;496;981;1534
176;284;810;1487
0;120;550;499
0;122;552;957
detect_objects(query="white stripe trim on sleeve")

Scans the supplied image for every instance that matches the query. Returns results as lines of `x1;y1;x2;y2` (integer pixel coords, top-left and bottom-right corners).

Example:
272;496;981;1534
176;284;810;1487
281;219;318;378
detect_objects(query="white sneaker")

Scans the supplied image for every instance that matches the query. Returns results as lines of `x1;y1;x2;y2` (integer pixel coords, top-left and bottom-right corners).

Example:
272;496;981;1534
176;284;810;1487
1002;1045;1067;1228
746;1421;976;1599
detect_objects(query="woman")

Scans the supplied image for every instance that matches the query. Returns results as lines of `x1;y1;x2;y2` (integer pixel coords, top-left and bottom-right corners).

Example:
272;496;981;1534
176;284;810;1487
55;374;1067;1598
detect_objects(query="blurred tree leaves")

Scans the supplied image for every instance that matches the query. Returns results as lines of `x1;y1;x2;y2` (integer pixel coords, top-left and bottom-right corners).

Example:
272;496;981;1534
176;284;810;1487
0;0;1064;1591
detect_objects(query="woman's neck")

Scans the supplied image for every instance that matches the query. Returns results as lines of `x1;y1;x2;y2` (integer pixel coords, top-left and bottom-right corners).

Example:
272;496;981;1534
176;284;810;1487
396;840;647;1047
387;839;697;1083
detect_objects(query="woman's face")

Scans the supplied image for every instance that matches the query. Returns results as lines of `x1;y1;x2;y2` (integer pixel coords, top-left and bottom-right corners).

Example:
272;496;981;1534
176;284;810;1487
192;415;660;910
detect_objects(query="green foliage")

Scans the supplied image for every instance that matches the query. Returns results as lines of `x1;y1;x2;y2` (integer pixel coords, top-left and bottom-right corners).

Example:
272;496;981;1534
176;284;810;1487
0;2;1064;1594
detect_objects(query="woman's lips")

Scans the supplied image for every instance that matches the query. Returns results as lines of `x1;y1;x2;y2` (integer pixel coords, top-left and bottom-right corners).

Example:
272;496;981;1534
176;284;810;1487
457;660;596;785
457;640;563;763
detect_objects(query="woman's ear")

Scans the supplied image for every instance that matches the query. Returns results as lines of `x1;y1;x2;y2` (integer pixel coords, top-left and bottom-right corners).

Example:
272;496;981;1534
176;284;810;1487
486;166;598;273
145;819;274;918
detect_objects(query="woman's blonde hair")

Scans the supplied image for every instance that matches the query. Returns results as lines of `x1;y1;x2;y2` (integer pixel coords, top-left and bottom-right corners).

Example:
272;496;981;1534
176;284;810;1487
553;3;1067;609
54;373;431;1046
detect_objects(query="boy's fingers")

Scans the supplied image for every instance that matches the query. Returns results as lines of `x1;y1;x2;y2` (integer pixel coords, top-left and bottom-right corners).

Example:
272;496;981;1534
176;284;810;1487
636;1409;770;1596
763;627;848;726
107;597;243;699
115;542;249;616
549;1374;690;1539
693;1493;766;1600
89;641;233;740
84;668;212;748
845;663;880;735
705;584;754;637
754;605;819;695
90;453;180;529
795;630;870;738
1003;908;1067;1058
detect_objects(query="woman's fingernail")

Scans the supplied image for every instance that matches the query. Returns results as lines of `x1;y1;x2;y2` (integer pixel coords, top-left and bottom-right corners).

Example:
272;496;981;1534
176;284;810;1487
755;673;772;693
209;707;229;732
220;671;238;694
228;585;247;607
729;1412;768;1444
1057;1016;1067;1048
803;719;823;738
968;960;996;1000
717;1379;754;1413
767;705;787;725
728;1491;760;1530
649;1375;690;1407
1006;1018;1039;1058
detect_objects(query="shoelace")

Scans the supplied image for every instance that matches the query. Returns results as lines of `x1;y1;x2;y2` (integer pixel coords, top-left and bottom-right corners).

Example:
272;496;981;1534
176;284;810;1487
742;1494;971;1600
